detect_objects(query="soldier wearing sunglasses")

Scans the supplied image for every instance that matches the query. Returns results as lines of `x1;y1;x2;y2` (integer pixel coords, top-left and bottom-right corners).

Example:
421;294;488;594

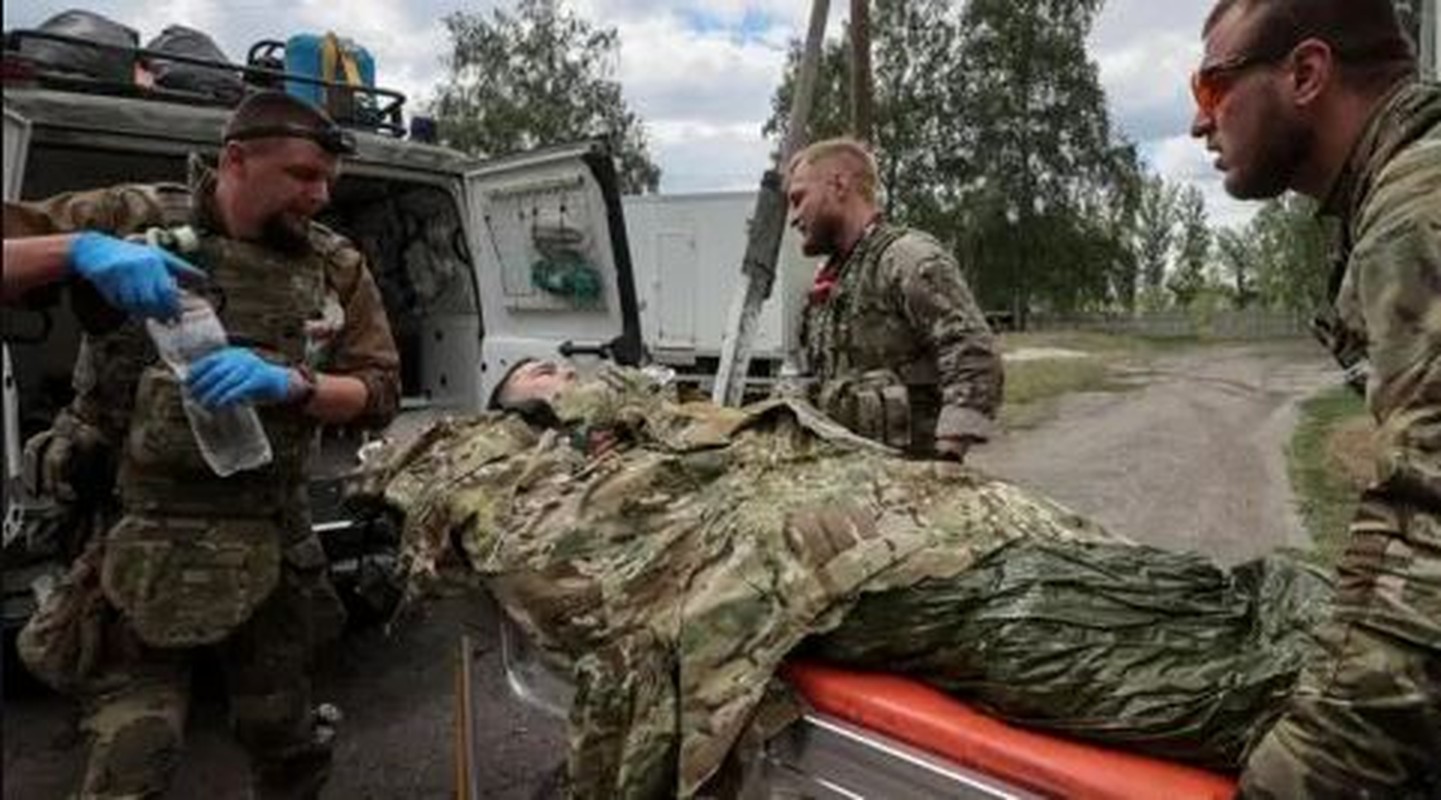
1191;0;1439;797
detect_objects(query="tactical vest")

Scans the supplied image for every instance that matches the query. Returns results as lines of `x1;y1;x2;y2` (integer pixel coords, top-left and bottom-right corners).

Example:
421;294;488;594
802;224;941;453
114;190;329;517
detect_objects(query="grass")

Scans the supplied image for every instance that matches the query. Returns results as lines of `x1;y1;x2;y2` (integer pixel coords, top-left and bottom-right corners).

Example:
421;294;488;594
996;331;1166;428
1285;386;1371;568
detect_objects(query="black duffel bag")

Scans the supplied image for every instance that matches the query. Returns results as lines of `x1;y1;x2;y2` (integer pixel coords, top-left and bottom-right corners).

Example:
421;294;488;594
18;10;139;84
144;25;244;103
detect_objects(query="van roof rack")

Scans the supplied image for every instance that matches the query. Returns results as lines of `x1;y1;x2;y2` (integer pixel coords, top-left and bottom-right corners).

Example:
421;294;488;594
2;28;407;138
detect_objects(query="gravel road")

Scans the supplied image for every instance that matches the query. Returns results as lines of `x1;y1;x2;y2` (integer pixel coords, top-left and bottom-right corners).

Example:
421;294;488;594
974;340;1336;564
4;340;1337;799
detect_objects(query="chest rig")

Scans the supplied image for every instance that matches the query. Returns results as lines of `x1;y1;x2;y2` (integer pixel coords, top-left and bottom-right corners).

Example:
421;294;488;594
117;231;329;517
802;224;908;379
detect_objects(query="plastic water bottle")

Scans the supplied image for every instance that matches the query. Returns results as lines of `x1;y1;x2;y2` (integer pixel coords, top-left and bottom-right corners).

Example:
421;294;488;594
145;292;273;477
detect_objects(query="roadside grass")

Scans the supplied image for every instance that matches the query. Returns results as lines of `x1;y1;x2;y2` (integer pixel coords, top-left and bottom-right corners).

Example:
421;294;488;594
1286;386;1372;569
996;331;1188;428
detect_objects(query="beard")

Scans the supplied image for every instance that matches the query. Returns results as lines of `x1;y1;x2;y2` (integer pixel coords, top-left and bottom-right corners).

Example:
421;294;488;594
800;212;845;257
1224;99;1311;200
260;212;313;254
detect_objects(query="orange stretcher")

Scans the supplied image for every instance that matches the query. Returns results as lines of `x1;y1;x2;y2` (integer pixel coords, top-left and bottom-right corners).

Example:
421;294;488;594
471;607;1241;799
775;661;1238;799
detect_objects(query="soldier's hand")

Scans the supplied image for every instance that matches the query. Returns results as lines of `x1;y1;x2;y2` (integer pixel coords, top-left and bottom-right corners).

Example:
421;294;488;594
69;232;205;321
935;435;974;462
186;347;296;409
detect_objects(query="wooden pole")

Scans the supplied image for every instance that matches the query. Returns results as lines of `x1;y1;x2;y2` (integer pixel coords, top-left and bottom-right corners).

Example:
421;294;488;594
712;0;831;405
850;0;873;142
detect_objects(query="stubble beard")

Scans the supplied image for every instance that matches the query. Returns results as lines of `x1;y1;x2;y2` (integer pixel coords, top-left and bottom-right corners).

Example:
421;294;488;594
1225;99;1311;201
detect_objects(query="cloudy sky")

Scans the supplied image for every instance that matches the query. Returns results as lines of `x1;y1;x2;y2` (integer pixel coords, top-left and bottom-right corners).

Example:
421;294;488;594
3;0;1263;228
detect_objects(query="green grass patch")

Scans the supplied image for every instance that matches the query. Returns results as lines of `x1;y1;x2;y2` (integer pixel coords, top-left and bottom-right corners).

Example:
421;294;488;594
996;331;1156;428
1286;387;1369;568
1000;356;1124;428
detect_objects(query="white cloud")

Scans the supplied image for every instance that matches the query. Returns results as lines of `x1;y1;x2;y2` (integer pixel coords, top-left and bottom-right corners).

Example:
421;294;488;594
6;0;1267;227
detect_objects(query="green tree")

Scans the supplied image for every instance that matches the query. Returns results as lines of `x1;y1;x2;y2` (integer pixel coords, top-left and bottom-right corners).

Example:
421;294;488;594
1249;194;1332;311
1216;226;1260;308
1167;185;1212;306
1134;173;1179;304
432;0;661;193
766;0;1139;322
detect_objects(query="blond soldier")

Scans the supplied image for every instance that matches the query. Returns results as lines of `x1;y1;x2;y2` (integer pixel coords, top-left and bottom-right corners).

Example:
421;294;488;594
787;138;1003;459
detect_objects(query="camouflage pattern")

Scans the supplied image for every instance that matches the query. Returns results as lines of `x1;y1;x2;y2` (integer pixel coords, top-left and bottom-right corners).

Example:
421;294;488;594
800;223;1003;453
360;372;1327;798
7;157;398;799
1241;80;1441;799
76;556;341;800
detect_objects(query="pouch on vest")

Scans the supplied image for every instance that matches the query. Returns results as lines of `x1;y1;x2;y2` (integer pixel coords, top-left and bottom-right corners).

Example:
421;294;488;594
100;514;281;647
17;537;109;692
819;370;910;450
123;366;223;479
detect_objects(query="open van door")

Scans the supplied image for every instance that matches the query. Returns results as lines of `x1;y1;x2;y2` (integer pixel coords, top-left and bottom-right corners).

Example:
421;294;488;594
3;106;33;551
464;141;644;402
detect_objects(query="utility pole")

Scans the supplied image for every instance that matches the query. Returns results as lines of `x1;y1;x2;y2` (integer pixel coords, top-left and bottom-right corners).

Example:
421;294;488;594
850;0;874;142
712;0;831;406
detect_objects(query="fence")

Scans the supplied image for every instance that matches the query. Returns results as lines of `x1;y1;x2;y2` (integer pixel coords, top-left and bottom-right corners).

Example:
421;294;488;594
1030;308;1312;339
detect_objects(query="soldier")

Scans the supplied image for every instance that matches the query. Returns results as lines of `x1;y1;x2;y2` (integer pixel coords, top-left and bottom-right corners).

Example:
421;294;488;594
1190;0;1440;796
4;91;400;799
787;137;1003;459
361;362;1331;798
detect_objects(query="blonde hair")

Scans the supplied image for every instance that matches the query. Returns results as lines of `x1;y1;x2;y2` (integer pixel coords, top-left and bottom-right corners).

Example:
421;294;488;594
787;137;880;203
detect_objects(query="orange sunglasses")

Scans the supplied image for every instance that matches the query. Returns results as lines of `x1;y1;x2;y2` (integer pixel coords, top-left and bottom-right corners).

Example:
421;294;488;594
1189;52;1283;117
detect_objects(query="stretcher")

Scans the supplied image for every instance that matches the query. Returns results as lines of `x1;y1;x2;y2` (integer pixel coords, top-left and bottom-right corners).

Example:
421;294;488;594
458;610;1239;799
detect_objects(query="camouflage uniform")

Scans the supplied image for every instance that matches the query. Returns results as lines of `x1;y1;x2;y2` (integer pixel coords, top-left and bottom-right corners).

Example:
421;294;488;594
1241;80;1441;799
360;372;1328;798
801;222;1003;454
5;158;400;799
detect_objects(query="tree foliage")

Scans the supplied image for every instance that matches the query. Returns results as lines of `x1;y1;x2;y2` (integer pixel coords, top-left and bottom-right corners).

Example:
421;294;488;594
1167;185;1212;306
766;0;1140;320
432;0;661;193
1215;195;1331;311
1135;173;1179;295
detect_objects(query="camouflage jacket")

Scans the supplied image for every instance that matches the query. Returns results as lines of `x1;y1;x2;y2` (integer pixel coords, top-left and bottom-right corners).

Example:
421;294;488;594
360;373;1118;798
3;157;401;470
1314;79;1441;648
800;223;1003;452
4;160;400;645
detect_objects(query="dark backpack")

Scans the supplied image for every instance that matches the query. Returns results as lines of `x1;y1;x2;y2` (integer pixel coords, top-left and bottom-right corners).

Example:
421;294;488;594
18;10;139;84
145;25;244;103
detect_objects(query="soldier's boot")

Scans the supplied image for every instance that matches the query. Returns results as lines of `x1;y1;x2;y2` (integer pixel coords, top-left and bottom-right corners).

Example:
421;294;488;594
1239;620;1441;799
234;697;337;800
76;677;188;799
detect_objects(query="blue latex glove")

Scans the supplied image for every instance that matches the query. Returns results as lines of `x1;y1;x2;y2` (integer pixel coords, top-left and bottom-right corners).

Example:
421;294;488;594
186;347;294;409
69;232;205;320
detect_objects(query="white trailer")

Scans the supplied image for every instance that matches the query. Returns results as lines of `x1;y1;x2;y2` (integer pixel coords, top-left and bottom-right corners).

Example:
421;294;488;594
622;191;820;388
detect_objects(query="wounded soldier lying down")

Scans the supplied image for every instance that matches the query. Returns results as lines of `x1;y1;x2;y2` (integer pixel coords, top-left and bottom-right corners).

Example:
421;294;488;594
349;361;1331;799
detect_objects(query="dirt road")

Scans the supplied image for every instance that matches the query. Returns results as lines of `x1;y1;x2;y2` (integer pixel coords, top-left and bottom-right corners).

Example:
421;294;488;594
4;340;1338;799
974;340;1336;564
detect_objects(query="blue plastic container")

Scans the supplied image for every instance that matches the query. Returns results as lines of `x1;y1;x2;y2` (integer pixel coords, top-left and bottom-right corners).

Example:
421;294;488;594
283;33;375;108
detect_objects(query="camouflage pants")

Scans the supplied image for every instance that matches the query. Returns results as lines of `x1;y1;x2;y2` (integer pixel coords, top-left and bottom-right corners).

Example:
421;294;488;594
1240;505;1441;799
75;564;344;800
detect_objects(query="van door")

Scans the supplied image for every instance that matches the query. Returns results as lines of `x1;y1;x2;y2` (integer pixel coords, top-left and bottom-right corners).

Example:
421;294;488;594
463;141;643;401
3;106;34;549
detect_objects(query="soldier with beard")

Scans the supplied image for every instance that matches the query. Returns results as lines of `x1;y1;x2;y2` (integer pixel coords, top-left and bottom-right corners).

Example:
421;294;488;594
1189;0;1440;796
4;91;400;799
786;138;1003;460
